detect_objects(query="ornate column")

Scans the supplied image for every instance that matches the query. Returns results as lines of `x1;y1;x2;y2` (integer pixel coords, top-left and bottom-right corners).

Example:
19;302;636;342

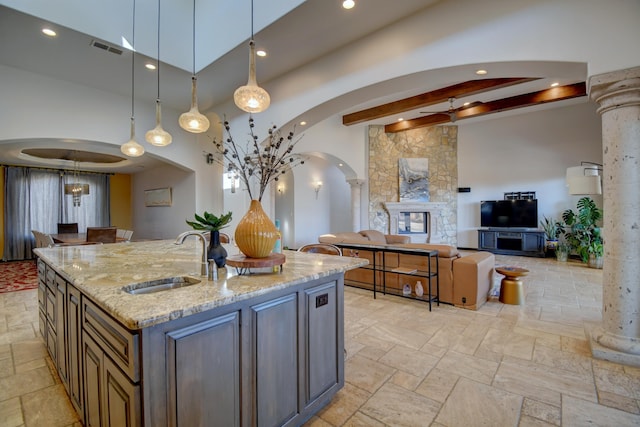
347;179;365;231
588;66;640;367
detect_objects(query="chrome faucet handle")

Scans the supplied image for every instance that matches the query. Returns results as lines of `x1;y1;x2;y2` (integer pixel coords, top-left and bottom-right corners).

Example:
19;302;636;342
208;260;218;281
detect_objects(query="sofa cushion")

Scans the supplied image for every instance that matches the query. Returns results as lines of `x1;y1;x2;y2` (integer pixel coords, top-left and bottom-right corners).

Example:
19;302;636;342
318;232;370;244
359;229;386;243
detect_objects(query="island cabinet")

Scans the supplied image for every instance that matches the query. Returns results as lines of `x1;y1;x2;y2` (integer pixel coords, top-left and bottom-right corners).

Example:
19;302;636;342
142;276;343;427
37;255;346;427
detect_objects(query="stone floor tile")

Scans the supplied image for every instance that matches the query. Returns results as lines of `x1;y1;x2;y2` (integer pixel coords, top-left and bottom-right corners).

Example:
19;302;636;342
562;395;640;427
434;350;499;385
593;365;640;400
522;398;561;425
435;377;522;427
0;365;55;401
532;343;593;378
360;382;441;426
0;396;24;427
314;382;371;426
414;368;458;403
597;390;640;414
342;411;386;427
345;354;395;394
378;345;439;378
21;384;81;427
518;414;558;426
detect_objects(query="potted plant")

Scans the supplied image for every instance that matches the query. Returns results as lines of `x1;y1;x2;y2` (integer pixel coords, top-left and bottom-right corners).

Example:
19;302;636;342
555;241;570;262
539;215;561;256
559;197;603;267
588;240;604;269
186;211;233;267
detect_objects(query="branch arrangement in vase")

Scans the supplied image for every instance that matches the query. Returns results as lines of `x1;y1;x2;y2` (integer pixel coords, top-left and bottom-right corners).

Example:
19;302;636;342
211;116;305;201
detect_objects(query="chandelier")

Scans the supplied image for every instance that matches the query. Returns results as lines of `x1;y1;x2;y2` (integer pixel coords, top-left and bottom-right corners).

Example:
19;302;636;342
64;162;89;207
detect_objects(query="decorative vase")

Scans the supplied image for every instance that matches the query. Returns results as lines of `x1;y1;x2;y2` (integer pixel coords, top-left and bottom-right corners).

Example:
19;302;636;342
234;200;280;258
556;249;568;262
207;231;228;268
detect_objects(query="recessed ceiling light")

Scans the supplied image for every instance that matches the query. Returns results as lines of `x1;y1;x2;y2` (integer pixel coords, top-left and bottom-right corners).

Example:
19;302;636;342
463;102;471;106
145;63;157;70
42;28;57;37
342;0;355;10
339;163;344;167
299;121;307;126
550;82;560;87
256;49;267;57
475;69;487;75
397;118;403;121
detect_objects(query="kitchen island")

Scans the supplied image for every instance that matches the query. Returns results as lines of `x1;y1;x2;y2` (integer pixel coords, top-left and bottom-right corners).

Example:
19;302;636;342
34;239;367;427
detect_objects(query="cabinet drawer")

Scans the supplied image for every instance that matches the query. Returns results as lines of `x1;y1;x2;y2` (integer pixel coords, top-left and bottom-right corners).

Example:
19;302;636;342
37;258;46;277
46;265;56;291
38;282;46;311
82;298;140;382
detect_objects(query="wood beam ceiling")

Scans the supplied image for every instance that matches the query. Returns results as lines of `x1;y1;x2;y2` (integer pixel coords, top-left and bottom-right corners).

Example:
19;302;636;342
384;82;586;133
342;78;539;126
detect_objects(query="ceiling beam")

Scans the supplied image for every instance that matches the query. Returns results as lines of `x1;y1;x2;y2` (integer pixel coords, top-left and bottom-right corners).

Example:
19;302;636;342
384;82;587;133
342;78;539;126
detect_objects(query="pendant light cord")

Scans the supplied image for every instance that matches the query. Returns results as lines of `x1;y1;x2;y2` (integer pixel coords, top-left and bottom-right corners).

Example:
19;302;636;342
131;0;136;118
192;0;196;75
156;0;161;99
250;0;254;40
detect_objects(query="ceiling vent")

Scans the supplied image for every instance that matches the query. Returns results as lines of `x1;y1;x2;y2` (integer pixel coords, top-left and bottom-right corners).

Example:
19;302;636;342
90;40;123;56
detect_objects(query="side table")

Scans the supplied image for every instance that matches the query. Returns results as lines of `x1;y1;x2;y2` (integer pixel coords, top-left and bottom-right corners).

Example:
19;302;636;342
495;266;529;305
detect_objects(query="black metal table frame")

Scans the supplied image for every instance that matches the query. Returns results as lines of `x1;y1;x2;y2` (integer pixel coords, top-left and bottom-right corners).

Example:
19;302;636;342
337;243;439;311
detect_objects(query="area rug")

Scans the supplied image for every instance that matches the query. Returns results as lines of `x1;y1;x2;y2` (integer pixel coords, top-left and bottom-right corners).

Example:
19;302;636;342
0;260;39;293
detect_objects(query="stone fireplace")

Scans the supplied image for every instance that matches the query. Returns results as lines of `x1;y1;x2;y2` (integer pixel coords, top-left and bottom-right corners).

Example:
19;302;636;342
384;201;446;243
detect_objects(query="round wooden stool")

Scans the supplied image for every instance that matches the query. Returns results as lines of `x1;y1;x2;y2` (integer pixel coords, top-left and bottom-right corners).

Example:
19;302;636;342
496;266;529;305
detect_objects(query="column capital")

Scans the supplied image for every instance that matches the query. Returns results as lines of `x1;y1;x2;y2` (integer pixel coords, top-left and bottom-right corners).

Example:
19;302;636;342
346;178;366;188
589;66;640;114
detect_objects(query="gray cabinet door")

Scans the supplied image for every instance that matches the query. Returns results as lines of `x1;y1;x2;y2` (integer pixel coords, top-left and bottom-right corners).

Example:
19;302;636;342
103;355;140;427
305;282;338;402
83;332;103;427
55;275;69;391
252;294;299;427
67;284;83;416
165;311;241;427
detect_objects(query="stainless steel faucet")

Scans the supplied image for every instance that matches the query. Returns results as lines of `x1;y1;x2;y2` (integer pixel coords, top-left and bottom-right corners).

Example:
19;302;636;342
174;231;208;278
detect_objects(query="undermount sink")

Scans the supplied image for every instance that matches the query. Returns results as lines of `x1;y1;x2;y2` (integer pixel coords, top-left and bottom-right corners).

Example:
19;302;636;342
122;276;201;295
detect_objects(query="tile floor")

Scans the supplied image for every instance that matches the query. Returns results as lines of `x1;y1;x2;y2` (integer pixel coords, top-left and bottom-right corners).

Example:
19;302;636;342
1;254;640;426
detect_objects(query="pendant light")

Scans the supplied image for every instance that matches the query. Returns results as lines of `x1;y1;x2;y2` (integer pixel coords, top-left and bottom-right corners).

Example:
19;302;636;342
233;0;270;113
178;0;210;133
64;161;90;207
145;0;172;146
121;0;145;157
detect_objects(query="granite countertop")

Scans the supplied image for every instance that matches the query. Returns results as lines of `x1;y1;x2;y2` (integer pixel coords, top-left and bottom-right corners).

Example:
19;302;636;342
34;240;368;330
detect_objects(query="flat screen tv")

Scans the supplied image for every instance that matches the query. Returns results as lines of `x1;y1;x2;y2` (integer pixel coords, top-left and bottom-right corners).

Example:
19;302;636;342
480;199;538;228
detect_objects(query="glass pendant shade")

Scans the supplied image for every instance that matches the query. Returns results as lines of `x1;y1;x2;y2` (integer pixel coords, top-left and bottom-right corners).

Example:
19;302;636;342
234;40;270;113
146;99;172;146
179;77;210;133
121;117;145;157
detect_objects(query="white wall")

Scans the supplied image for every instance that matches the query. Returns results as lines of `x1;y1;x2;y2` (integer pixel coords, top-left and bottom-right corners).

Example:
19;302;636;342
456;101;602;248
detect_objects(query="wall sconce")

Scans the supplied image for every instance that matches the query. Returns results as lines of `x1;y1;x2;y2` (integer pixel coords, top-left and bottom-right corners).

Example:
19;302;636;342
203;152;214;164
566;161;602;195
314;181;323;199
277;183;285;194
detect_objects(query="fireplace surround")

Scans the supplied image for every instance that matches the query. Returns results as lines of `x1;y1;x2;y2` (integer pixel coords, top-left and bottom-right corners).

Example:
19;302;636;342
384;201;446;243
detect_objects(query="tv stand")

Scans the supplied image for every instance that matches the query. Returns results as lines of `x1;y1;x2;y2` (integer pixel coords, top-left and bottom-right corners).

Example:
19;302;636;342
477;228;545;257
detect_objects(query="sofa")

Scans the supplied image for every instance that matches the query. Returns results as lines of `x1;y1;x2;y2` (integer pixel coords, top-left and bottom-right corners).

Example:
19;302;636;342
318;230;495;310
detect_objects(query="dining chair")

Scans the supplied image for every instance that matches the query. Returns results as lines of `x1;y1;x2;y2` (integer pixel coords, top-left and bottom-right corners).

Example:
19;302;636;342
57;222;79;233
86;227;117;243
297;243;343;256
219;232;230;244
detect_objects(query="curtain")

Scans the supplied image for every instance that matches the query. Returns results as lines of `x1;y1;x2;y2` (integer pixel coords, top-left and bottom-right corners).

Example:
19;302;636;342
3;166;111;261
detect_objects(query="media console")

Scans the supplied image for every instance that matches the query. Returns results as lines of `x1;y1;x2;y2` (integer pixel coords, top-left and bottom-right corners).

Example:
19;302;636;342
477;228;545;257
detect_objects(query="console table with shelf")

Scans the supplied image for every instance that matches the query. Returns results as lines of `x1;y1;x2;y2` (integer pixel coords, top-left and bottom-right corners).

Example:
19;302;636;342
477;228;545;257
335;243;440;311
